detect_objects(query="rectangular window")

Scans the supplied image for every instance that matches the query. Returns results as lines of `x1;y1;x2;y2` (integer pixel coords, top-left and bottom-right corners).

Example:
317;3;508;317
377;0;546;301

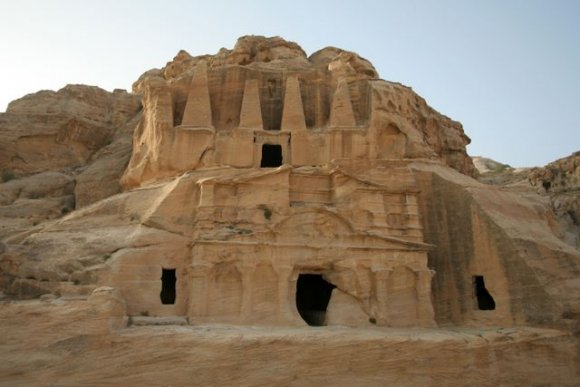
160;268;176;305
260;144;283;167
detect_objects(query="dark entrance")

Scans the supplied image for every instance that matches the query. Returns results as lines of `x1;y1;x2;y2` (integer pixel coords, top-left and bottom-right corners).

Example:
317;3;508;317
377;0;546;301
296;274;335;326
473;275;495;310
160;268;176;305
260;144;283;167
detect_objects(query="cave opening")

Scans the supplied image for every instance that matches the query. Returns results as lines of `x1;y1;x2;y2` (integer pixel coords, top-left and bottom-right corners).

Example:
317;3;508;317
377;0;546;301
473;275;495;310
260;144;283;167
542;181;551;192
296;274;335;326
160;268;176;305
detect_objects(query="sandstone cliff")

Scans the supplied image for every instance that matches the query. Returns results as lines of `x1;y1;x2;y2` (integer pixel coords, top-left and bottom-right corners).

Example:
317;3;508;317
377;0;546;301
0;36;578;385
474;153;580;249
0;85;141;238
122;35;474;188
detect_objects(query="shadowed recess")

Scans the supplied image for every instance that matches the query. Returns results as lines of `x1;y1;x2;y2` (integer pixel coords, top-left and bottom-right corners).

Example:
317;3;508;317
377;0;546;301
160;268;176;305
473;275;495;310
260;144;282;167
296;274;335;326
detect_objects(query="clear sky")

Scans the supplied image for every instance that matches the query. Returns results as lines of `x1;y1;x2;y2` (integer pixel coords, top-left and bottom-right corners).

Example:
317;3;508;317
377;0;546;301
1;0;578;167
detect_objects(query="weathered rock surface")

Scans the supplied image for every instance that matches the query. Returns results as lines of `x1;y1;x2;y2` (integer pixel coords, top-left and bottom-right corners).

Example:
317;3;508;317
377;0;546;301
1;85;140;175
122;35;474;187
472;156;514;174
475;153;580;249
529;153;580;247
412;162;580;327
0;298;577;386
0;36;578;384
0;85;141;239
74;112;141;207
0;171;75;238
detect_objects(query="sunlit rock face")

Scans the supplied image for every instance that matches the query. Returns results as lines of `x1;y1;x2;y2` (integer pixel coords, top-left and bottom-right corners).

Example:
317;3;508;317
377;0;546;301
122;35;474;187
1;37;578;337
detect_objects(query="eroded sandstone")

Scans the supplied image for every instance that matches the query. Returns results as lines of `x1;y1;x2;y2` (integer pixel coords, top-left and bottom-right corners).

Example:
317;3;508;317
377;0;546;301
0;35;578;384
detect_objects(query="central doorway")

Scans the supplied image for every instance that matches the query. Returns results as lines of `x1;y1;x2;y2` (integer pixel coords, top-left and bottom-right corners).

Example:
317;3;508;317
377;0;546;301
296;274;335;326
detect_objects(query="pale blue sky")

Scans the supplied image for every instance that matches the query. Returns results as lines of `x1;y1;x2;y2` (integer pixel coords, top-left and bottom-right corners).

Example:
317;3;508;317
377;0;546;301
1;0;578;167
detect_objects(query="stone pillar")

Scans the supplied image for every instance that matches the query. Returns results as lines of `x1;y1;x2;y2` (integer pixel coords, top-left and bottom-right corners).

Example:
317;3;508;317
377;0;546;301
181;61;213;127
329;78;356;128
329;129;343;160
274;265;294;323
415;270;436;327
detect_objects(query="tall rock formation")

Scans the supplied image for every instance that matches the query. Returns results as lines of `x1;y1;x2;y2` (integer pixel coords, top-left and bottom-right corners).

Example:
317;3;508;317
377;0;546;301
0;36;578;384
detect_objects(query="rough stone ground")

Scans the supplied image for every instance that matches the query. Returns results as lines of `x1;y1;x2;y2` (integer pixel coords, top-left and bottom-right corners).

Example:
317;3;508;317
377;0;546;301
0;299;577;386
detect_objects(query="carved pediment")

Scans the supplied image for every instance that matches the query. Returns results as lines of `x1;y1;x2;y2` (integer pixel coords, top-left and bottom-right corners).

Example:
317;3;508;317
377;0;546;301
273;209;430;251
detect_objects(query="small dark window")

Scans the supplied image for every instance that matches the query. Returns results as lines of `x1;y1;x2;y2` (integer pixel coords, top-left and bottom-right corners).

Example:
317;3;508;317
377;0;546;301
160;268;176;305
260;144;283;167
296;274;335;326
473;275;495;310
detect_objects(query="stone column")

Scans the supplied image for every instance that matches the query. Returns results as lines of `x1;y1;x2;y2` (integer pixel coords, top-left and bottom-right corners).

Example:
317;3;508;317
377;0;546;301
239;262;256;322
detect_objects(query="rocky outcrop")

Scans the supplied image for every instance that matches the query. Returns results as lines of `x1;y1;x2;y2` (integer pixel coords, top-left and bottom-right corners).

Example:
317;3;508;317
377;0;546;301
529;152;580;248
0;172;75;238
73;112;142;208
413;162;580;327
472;156;513;174
0;36;578;384
122;35;474;188
474;153;580;249
0;85;141;238
2;85;140;175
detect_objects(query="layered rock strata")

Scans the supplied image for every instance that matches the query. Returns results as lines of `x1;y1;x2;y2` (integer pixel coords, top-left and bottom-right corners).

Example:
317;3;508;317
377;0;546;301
0;37;578;339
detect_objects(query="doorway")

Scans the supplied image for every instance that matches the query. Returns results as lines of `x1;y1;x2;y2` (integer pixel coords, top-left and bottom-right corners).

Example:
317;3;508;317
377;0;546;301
160;268;176;305
295;274;335;326
473;275;495;310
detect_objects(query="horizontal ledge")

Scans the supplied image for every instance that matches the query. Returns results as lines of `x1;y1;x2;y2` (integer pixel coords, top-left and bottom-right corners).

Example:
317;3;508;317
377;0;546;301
193;239;431;251
174;125;215;133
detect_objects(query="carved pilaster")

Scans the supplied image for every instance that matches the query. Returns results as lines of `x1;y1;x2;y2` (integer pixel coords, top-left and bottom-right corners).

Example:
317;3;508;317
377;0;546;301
274;265;294;323
239;262;257;321
415;270;436;327
372;267;392;326
188;263;213;319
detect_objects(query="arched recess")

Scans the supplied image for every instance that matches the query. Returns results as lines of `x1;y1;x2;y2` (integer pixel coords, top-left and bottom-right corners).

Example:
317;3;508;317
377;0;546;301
207;263;243;317
251;263;279;323
295;273;336;326
377;122;406;159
